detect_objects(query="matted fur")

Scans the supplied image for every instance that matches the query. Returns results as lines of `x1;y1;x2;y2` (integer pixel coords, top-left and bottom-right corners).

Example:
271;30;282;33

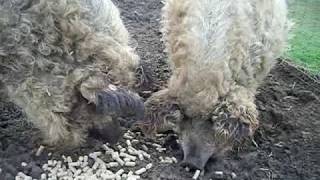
141;0;289;151
0;0;140;147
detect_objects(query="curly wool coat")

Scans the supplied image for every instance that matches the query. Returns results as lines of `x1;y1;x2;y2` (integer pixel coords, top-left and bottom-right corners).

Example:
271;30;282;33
0;0;141;147
141;0;289;145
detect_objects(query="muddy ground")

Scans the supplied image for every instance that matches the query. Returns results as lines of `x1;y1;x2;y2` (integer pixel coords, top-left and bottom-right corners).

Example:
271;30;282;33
0;0;320;179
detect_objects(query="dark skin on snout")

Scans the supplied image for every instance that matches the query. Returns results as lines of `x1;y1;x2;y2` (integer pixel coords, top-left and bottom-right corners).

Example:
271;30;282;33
91;88;145;144
179;117;218;170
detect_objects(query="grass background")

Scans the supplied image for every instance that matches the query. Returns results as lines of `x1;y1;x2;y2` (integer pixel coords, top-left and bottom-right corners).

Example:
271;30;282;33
286;0;320;74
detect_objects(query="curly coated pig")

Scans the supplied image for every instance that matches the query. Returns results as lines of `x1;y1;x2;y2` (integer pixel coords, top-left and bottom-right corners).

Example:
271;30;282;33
138;0;289;169
0;0;144;148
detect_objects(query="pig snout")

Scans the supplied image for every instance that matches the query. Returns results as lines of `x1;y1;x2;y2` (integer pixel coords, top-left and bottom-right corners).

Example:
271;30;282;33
95;87;145;123
180;136;215;170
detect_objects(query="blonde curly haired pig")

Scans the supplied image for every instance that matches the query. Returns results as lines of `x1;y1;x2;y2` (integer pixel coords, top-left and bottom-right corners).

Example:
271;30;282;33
0;0;144;148
139;0;289;169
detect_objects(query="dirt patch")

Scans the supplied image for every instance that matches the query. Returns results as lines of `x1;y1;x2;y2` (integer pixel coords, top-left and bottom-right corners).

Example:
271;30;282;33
0;0;319;179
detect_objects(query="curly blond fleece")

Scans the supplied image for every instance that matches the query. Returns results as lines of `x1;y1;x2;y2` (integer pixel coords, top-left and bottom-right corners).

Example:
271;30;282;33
0;0;139;147
143;0;289;140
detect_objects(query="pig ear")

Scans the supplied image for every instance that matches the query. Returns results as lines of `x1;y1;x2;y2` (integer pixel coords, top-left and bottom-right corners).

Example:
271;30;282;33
212;115;252;143
136;99;182;135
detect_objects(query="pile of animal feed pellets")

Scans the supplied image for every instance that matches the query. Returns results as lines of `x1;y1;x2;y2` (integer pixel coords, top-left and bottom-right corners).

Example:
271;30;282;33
14;130;179;180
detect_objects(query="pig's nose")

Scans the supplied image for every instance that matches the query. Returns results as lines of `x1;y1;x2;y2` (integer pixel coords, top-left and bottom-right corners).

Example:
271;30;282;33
180;157;205;170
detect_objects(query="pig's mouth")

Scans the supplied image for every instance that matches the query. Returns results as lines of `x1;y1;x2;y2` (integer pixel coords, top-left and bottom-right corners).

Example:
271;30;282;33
180;139;215;170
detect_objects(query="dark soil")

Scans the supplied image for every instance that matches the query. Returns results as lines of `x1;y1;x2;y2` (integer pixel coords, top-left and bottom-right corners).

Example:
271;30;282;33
0;0;319;180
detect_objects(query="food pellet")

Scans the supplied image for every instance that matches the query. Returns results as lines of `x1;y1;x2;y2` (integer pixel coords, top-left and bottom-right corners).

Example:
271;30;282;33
68;162;80;167
36;145;45;156
231;172;237;179
135;168;147;175
138;154;144;160
171;157;178;163
120;148;126;152
192;170;201;180
124;134;134;139
146;163;153;169
141;145;149;151
67;156;72;163
125;162;136;167
116;169;125;175
126;140;132;146
42;164;48;170
115;175;121;180
102;144;112;151
62;155;67;162
92;162;99;170
21;162;28;167
120;152;136;161
83;156;88;162
132;139;139;144
128;147;139;154
127;171;133;176
101;173;116;179
152;143;162;148
115;157;125;166
127;149;137;156
141;152;151;159
107;162;119;167
78;156;84;162
111;152;120;160
156;147;166;152
127;175;141;180
214;171;223;176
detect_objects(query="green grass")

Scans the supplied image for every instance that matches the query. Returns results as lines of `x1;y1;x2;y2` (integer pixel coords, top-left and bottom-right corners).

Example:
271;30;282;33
286;0;320;74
